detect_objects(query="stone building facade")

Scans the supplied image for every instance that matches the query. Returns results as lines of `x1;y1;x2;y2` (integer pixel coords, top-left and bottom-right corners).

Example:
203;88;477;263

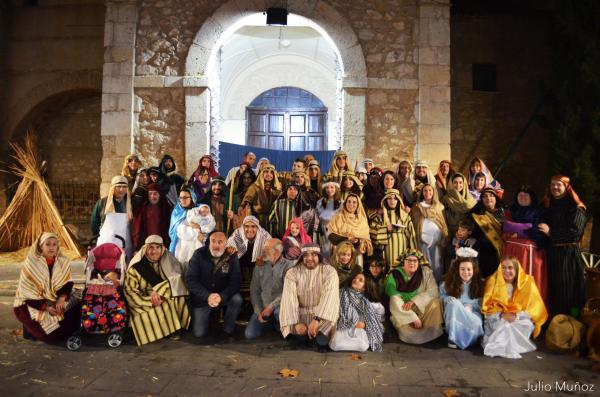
1;0;552;218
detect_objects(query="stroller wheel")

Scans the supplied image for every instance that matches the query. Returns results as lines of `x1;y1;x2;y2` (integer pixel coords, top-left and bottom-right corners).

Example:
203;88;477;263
66;334;82;351
108;332;123;348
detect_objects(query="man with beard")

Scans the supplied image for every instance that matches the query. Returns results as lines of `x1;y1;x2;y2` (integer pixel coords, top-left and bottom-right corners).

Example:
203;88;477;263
406;160;436;206
227;216;272;285
245;238;295;339
279;243;340;352
185;231;242;339
159;154;186;194
241;164;281;230
200;176;239;234
225;151;257;185
90;175;132;236
132;184;173;251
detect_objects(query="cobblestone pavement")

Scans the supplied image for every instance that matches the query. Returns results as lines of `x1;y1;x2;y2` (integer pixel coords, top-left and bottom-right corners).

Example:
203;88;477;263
0;261;598;397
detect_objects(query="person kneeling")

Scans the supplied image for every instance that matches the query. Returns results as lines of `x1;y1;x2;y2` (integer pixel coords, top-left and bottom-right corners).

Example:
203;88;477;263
481;256;548;359
185;231;242;339
385;250;443;344
279;243;340;352
330;273;385;352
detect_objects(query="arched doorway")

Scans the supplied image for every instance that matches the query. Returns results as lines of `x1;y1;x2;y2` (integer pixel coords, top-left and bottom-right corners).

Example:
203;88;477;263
246;87;327;151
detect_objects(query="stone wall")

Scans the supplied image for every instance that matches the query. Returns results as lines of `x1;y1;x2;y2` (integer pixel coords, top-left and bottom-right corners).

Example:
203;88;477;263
451;9;552;197
134;88;186;171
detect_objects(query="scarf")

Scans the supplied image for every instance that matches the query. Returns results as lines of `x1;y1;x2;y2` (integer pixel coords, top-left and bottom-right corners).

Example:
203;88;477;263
328;193;373;255
198;155;218;177
391;265;423;303
338;287;384;352
467;157;504;198
412;184;448;241
541;174;586;209
228;216;271;262
380;189;409;226
104;181;133;221
472;210;504;258
482;262;548;337
442;173;476;213
14;233;72;334
282;217;312;245
255;164;282;191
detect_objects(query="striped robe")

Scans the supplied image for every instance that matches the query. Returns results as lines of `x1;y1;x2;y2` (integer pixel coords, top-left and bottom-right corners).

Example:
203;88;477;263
269;198;298;238
370;209;417;268
279;264;340;338
124;261;190;346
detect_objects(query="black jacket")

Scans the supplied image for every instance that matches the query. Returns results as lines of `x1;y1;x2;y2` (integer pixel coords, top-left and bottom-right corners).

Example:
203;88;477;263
185;246;241;308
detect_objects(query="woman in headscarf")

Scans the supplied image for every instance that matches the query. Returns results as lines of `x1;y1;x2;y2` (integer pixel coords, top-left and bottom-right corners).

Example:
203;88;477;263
282;217;313;260
330;240;362;288
385;250;444;344
330;272;385;352
538;175;587;317
434;160;455;197
14;233;81;343
411;183;449;283
442;173;477;238
467;157;504;199
198;154;218;178
314;181;342;259
439;253;484;349
326;150;353;184
328;193;373;260
121;154;142;192
187;166;212;203
481;256;548;359
340;171;364;202
369;189;417;269
502;185;548;304
470;187;505;278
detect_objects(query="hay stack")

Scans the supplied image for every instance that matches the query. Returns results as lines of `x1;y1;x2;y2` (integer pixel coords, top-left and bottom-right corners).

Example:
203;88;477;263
0;135;83;256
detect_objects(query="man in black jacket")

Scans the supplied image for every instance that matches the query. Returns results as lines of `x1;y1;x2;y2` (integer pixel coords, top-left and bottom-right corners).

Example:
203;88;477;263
185;231;242;338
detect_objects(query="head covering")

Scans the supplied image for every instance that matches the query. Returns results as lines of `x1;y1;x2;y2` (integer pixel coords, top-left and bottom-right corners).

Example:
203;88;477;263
468;157;504;199
227;216;271;262
198;155;218;177
14;232;72;334
292;171;310;188
168;186;198;253
542;175;586;209
104;175;133;220
121;154;140;180
145;235;164;245
380;189;408;226
297;242;324;264
442;172;476;213
482;259;548;337
398;249;425;264
341;171;363;190
146;183;161;193
255;164;281;191
282;217;312;245
308;159;320;168
159;154;178;175
356;165;367;174
328;193;373;255
328;150;354;177
435;160;455;192
211;175;226;186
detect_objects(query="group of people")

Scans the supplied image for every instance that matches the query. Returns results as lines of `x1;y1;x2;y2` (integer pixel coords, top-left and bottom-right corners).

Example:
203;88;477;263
13;150;588;359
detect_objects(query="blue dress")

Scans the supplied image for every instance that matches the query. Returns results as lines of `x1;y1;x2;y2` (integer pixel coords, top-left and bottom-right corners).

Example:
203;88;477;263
439;281;483;349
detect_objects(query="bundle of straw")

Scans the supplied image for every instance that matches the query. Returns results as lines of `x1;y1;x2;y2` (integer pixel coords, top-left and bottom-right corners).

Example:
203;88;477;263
0;135;83;256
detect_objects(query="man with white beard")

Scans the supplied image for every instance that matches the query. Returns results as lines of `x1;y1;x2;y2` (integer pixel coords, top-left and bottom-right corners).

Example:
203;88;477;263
185;231;242;339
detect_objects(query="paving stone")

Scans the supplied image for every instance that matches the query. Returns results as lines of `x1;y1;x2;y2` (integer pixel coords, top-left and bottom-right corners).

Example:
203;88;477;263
87;371;176;394
358;362;434;386
161;375;248;397
240;378;322;397
429;367;509;388
499;367;600;391
321;382;398;396
286;353;360;384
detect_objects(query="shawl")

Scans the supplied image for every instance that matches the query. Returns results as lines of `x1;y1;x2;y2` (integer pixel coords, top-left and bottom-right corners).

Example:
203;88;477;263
389;265;424;302
121;154;140;184
434;160;454;193
188;167;212;202
328;193;372;255
168;187;198;253
14;233;72;334
411;184;448;243
412;160;436;199
380;189;409;226
227;216;271;262
467;157;504;198
482;262;548;337
472;210;504;258
327;150;354;181
128;241;189;297
282;217;312;245
441;173;476;213
198;155;218;177
338;287;384;352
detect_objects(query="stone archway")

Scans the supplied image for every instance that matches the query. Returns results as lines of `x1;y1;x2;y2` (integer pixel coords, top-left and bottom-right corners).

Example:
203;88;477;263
184;0;368;173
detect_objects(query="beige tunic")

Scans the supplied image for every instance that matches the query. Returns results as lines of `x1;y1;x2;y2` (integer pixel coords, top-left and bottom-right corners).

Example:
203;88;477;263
279;264;340;338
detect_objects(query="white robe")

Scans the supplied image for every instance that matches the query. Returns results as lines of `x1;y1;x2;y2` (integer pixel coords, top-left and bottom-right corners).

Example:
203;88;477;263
174;208;215;266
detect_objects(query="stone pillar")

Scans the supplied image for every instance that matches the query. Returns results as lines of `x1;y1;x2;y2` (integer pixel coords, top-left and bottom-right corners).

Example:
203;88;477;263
342;87;367;163
417;0;451;166
100;0;137;196
184;84;211;175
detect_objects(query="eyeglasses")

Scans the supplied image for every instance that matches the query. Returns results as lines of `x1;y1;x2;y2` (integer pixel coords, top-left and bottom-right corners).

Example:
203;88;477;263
405;258;419;263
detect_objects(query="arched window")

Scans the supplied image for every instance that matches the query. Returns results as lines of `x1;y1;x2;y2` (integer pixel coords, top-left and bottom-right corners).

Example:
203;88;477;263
246;87;327;151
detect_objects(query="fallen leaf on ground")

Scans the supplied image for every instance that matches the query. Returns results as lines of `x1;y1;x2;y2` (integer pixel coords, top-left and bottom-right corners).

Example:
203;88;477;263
10;329;23;336
278;368;299;378
350;354;362;361
441;389;460;397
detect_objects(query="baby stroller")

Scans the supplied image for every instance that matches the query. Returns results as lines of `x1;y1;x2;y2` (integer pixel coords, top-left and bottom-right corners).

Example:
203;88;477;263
66;237;128;351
